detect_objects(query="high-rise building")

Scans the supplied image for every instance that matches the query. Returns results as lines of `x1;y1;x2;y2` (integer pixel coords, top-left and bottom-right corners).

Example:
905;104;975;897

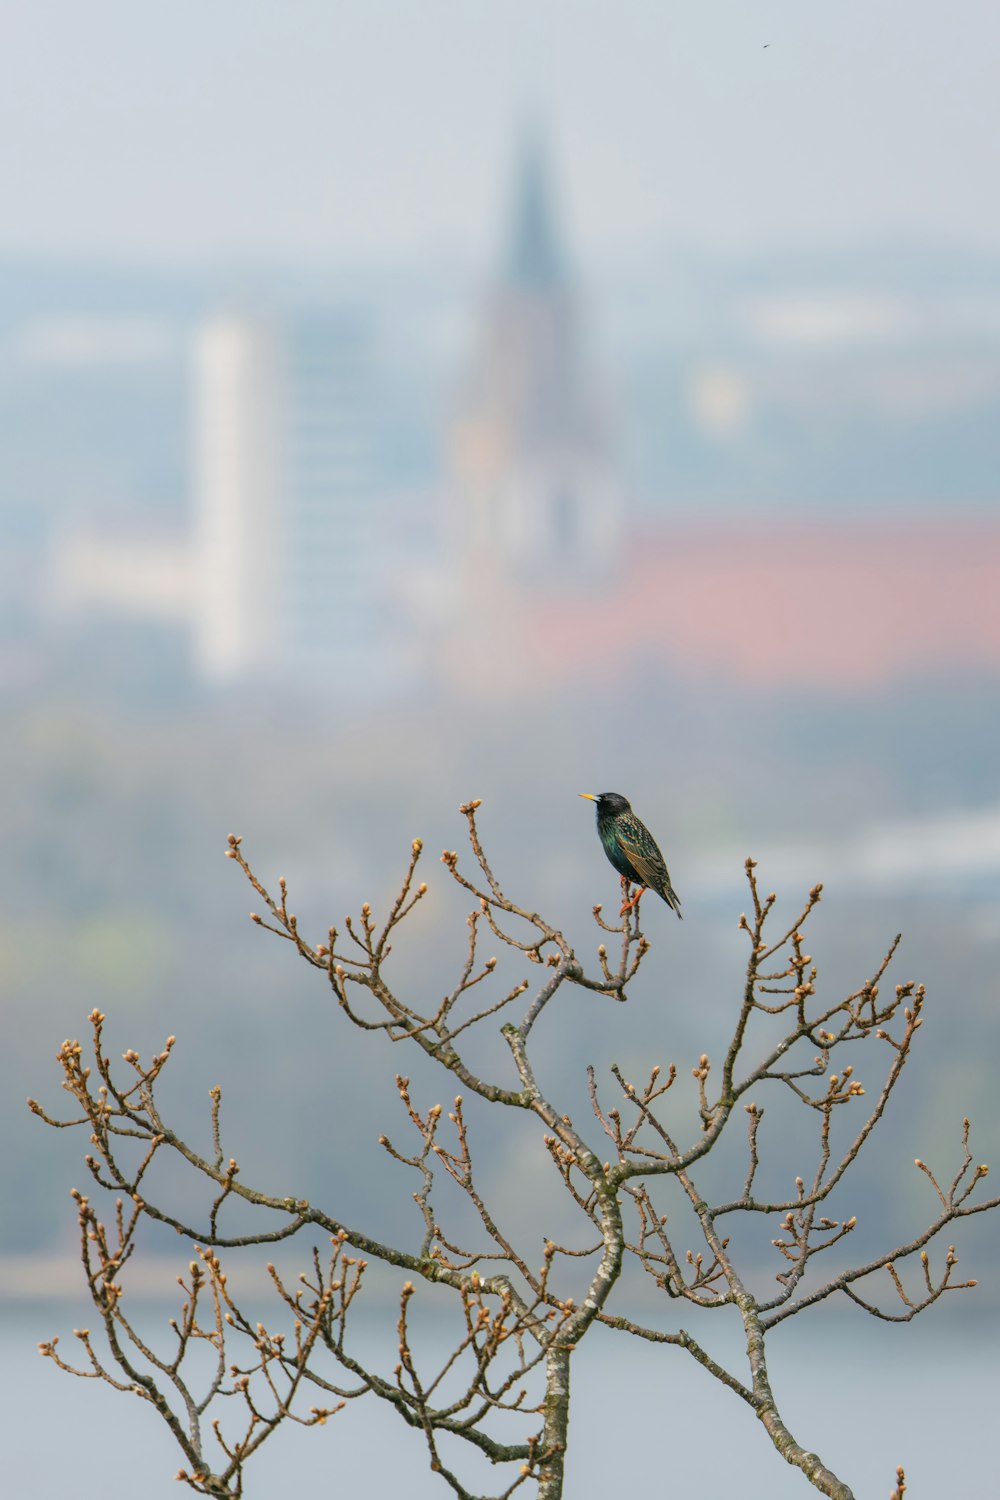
193;318;281;682
193;309;395;693
279;312;383;685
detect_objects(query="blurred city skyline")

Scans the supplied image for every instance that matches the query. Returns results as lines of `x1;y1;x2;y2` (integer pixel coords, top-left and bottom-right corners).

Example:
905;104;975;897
5;120;1000;704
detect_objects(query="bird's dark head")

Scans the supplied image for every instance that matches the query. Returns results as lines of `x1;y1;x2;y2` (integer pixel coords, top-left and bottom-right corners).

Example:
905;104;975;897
579;792;632;815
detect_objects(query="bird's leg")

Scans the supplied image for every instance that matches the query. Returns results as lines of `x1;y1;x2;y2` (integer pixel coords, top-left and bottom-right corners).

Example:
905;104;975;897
620;883;646;917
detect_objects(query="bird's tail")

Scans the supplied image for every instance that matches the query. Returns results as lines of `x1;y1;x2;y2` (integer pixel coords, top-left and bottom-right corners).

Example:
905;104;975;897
664;883;682;919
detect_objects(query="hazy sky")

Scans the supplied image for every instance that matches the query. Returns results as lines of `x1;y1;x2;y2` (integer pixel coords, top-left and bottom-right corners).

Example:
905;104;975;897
2;0;1000;268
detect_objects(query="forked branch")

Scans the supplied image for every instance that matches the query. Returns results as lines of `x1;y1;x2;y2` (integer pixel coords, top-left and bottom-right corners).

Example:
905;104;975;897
31;806;998;1500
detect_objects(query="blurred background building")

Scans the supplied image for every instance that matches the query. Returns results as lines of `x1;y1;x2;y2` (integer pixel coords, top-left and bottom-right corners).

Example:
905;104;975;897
193;309;402;695
447;132;622;591
27;134;1000;699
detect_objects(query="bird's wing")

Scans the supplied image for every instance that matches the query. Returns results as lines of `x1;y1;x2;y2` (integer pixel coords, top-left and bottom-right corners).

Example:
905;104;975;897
615;826;670;891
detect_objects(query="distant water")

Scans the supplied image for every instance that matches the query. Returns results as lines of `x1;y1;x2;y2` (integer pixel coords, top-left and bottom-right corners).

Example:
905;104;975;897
4;1301;995;1498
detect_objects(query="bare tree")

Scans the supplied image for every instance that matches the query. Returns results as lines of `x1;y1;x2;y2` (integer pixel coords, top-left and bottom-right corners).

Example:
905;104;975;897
32;801;998;1499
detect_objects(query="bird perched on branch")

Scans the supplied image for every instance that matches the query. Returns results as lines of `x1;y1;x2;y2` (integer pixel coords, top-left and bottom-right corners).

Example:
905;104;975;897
579;792;682;919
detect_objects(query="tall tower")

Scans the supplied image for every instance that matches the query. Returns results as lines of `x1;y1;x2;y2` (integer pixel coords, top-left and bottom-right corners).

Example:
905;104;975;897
449;132;622;589
193;310;394;694
193;318;281;682
278;311;383;687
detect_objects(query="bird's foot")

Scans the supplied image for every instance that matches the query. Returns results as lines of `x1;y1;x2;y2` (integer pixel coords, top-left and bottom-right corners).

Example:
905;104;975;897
619;886;646;917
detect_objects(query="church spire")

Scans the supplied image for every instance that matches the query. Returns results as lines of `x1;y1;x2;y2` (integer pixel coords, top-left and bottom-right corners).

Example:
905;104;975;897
447;128;622;599
505;128;566;292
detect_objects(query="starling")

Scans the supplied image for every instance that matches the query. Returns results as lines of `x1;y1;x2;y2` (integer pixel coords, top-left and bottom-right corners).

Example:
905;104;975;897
579;792;682;919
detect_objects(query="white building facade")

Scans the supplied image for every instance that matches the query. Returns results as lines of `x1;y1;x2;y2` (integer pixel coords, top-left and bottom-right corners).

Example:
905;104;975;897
193;310;394;694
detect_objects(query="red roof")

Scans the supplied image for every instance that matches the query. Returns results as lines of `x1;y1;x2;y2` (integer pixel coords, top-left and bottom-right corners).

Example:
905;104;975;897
531;516;1000;688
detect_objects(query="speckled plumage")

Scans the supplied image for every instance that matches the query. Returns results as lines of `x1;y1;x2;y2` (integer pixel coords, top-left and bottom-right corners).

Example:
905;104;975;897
580;792;682;918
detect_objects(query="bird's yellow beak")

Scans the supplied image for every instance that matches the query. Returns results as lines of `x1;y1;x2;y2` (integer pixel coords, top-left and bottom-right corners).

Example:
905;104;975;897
579;793;597;801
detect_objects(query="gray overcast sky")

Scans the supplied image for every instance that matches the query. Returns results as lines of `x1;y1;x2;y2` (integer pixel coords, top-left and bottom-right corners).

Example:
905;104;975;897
1;0;999;268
